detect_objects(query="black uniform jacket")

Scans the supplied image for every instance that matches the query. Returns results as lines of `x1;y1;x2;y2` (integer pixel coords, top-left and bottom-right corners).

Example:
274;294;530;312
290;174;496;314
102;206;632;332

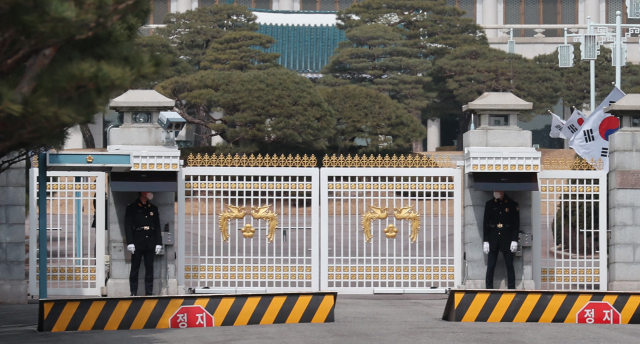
483;194;520;252
124;198;161;250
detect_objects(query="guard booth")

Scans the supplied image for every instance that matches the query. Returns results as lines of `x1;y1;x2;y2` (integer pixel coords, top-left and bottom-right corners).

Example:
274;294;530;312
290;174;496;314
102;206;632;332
461;92;609;291
29;90;185;297
461;92;540;289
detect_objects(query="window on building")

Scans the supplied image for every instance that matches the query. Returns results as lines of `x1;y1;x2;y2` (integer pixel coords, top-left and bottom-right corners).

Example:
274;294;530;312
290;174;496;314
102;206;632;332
505;0;578;37
199;0;220;7
149;0;170;25
301;0;356;11
445;0;476;19
199;0;273;10
237;0;253;8
607;0;640;26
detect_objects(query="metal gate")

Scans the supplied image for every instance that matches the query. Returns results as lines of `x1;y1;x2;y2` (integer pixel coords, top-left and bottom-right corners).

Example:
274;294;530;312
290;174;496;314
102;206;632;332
28;170;106;296
533;170;608;291
178;154;320;293
320;155;462;294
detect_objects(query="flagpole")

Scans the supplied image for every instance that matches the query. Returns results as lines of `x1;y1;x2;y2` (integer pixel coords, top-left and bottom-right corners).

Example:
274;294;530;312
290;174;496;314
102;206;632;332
616;11;622;88
588;16;596;112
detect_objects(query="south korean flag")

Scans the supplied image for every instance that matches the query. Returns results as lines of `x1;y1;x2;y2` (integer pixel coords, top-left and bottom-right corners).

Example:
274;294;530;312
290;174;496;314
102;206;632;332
560;109;586;140
549;111;566;139
569;87;626;171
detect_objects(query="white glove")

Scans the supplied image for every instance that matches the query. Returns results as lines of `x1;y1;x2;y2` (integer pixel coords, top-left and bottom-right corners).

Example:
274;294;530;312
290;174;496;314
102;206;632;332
483;242;490;254
510;241;518;253
127;244;135;254
155;245;162;254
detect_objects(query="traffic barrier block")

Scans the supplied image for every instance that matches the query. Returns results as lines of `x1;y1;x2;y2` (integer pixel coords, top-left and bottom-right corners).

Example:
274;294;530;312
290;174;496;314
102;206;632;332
442;289;640;323
38;291;336;332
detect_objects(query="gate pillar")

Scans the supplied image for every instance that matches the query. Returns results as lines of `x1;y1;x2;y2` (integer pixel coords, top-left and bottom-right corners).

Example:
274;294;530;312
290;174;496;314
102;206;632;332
105;90;182;297
462;93;539;290
604;95;640;291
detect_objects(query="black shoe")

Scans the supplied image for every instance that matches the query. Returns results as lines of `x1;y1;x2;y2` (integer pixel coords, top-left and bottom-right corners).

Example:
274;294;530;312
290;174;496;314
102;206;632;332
145;292;153;296
131;292;137;296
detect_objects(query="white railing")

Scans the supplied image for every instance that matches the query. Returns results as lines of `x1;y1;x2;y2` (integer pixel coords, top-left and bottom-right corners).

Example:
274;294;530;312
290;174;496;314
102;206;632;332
533;170;608;291
29;170;106;296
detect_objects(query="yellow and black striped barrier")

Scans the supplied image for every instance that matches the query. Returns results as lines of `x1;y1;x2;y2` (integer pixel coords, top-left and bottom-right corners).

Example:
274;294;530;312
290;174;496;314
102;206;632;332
38;292;336;332
443;289;640;323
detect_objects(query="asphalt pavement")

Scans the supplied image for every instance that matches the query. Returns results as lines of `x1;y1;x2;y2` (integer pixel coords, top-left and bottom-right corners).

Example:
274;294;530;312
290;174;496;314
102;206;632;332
1;294;639;344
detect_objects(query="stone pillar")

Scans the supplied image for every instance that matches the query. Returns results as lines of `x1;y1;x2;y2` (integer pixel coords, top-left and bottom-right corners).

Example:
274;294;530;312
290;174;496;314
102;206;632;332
608;128;640;291
426;118;441;152
0;154;27;304
584;0;600;25
482;0;499;38
106;189;177;296
278;0;294;11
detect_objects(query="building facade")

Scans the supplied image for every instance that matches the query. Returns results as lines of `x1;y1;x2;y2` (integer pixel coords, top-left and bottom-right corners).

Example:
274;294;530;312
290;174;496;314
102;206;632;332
65;0;640;150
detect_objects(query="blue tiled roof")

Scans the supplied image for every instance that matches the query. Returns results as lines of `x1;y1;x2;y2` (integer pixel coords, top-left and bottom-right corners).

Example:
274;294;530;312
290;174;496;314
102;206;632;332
257;24;346;74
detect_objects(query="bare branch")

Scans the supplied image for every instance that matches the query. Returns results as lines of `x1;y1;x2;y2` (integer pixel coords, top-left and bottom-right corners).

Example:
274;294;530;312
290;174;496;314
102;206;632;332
14;46;59;100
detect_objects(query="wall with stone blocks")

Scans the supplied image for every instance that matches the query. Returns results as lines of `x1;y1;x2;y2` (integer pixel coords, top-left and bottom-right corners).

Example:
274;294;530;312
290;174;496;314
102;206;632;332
0;155;27;304
608;130;640;291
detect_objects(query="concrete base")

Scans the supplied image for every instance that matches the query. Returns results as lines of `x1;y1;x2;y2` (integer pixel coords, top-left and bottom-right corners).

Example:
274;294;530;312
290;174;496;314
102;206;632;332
464;279;534;290
463;129;532;148
106;279;131;297
106;278;179;297
0;280;27;304
609;281;640;292
109;125;164;146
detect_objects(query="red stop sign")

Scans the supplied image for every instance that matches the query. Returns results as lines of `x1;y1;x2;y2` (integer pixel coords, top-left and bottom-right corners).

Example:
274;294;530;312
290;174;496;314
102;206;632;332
169;305;214;328
576;301;621;324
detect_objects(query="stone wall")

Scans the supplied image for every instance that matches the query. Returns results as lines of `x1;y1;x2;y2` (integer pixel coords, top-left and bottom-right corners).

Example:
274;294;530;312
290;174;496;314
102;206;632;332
0;155;27;304
608;130;640;291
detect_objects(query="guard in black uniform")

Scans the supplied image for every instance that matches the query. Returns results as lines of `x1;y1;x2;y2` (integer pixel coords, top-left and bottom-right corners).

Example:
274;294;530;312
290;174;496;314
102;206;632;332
483;191;520;289
125;192;162;296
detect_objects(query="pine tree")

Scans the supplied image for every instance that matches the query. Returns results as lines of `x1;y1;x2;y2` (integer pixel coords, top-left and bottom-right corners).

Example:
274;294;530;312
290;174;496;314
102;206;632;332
429;45;563;147
138;5;282;146
156;69;336;152
321;0;486;152
317;85;426;153
152;4;263;71
0;0;163;172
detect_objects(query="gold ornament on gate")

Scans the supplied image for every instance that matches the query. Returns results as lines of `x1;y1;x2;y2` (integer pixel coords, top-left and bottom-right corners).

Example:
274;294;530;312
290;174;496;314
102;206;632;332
384;224;398;238
251;204;279;243
362;206;389;243
218;205;246;242
241;224;256;238
394;205;421;243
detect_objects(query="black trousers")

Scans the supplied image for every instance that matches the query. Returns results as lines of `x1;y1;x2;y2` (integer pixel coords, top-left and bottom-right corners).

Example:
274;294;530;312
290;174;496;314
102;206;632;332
130;248;155;295
486;249;515;289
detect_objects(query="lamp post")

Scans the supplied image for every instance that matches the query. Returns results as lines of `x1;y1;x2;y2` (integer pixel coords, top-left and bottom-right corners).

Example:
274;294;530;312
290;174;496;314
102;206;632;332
557;11;634;112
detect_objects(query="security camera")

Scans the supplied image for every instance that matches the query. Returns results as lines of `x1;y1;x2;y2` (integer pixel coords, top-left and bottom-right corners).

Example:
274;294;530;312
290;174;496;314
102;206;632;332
158;111;186;131
158;111;187;144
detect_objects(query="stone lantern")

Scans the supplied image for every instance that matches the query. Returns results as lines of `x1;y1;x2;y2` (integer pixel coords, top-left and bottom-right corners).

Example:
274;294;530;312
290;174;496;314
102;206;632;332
463;92;534;148
107;90;177;149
